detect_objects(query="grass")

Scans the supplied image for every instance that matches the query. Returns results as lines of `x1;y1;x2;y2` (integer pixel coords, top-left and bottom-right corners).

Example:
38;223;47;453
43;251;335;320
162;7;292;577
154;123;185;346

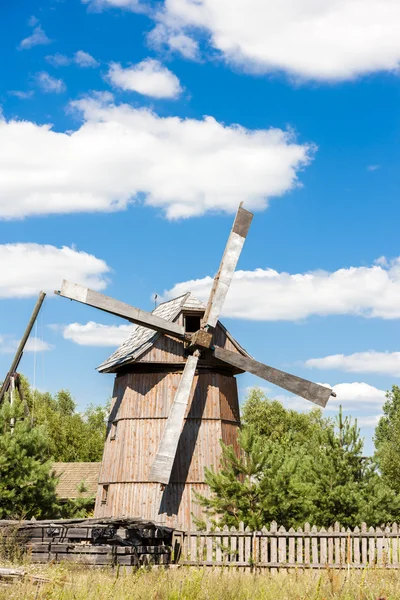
0;564;399;600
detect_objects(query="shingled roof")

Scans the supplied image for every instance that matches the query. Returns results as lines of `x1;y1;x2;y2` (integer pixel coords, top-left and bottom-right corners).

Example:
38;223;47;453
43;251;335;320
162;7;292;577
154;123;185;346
97;292;248;373
52;462;101;499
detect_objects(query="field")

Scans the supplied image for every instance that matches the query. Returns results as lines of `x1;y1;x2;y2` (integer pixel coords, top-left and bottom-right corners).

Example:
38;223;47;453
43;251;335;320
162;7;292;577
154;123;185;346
1;564;400;600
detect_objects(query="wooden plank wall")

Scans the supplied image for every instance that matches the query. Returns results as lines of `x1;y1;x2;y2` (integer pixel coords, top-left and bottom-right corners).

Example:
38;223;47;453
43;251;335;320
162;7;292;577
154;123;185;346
174;522;400;569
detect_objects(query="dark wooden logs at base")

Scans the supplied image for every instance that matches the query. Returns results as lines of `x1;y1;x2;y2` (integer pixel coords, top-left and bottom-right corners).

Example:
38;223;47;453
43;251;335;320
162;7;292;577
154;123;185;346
0;517;173;567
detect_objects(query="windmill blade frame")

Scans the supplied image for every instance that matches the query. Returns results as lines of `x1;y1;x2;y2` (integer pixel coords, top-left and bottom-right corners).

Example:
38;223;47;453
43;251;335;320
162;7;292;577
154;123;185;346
149;352;200;485
56;280;186;339
212;346;333;407
202;204;253;330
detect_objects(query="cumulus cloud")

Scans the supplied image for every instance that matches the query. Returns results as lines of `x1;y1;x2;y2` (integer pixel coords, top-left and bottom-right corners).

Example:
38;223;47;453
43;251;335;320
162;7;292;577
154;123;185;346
35;72;66;94
306;351;400;377
74;51;99;67
107;59;182;98
46;51;99;68
8;91;34;100
0;335;52;354
275;382;386;413
0;94;312;219
18;24;51;50
63;321;134;346
165;257;400;321
0;244;110;298
148;25;200;60
82;0;143;11
149;0;400;81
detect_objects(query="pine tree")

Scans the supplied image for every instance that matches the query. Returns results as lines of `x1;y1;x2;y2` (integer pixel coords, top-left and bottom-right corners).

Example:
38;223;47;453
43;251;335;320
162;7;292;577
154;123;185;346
0;395;59;519
374;385;400;493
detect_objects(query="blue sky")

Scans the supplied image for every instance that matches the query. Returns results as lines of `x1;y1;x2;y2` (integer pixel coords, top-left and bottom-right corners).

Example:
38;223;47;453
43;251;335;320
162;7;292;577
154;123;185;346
1;0;400;454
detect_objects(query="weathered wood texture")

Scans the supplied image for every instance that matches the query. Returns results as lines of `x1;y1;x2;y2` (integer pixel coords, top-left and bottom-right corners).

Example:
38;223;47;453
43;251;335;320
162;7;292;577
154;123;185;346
0;518;173;567
56;281;185;339
212;346;332;407
95;367;240;530
175;522;400;569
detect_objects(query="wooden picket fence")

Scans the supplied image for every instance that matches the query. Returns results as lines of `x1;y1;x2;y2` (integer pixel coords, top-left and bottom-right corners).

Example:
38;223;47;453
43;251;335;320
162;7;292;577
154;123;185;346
173;522;400;569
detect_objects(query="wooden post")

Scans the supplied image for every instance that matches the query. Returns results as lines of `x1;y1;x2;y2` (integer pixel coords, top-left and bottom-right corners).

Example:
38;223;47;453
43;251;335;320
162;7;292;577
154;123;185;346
320;527;327;566
270;521;277;574
353;526;360;566
361;523;367;565
393;523;398;566
0;291;46;405
297;527;303;568
9;376;15;433
304;523;310;566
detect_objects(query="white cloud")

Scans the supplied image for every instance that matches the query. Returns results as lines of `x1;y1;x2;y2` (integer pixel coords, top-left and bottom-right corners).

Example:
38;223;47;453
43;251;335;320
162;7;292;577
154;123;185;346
150;0;400;81
148;25;199;60
107;59;182;98
0;335;52;354
275;382;386;413
357;414;382;428
0;93;312;219
36;72;66;94
63;321;134;346
326;382;386;410
46;51;99;68
8;91;34;100
82;0;143;11
306;351;400;377
0;244;110;298
46;53;71;67
74;50;99;68
367;164;380;171
165;257;400;321
18;24;51;50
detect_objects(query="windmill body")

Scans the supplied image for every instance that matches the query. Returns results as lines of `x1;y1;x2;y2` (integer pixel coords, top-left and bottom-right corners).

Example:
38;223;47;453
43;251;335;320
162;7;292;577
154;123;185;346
56;204;334;530
94;293;247;530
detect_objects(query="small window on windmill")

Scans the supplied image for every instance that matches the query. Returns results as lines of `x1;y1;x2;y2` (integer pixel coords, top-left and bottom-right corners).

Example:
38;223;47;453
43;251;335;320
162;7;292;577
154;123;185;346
110;421;117;440
101;485;109;505
184;314;202;333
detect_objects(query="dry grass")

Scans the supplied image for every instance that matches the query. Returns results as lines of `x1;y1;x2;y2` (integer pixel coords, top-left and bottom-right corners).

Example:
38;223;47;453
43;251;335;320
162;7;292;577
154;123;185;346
1;564;400;600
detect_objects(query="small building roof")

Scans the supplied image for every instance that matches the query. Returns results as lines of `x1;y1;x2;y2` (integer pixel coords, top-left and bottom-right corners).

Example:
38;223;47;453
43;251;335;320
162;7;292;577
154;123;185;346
98;292;248;374
52;462;101;500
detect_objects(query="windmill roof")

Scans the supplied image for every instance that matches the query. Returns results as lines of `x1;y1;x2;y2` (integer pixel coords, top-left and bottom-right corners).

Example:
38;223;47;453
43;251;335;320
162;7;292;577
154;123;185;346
98;293;203;373
97;292;248;373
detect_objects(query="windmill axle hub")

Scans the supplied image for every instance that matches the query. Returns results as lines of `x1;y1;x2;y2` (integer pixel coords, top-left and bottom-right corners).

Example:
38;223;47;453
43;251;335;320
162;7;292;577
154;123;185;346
188;329;213;350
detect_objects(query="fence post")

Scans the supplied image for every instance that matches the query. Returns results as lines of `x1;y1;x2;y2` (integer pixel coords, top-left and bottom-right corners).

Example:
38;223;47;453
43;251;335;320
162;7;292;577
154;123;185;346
353;526;360;567
297;526;303;568
393;523;398;566
320;527;327;566
230;525;237;566
361;523;367;565
270;521;278;574
304;523;310;566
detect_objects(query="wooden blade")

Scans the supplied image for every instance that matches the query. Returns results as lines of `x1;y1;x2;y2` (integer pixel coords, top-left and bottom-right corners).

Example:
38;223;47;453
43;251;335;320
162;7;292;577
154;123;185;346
202;204;253;329
0;291;46;405
55;280;186;339
149;353;199;485
213;346;333;407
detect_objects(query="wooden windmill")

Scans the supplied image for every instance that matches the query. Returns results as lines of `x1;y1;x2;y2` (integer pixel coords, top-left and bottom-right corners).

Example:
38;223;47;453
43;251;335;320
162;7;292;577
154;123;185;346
56;205;334;529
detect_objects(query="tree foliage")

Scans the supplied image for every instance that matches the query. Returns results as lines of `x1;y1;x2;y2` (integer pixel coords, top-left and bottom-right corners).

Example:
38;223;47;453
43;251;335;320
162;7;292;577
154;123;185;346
0;375;108;519
374;385;400;493
198;388;400;529
0;394;59;519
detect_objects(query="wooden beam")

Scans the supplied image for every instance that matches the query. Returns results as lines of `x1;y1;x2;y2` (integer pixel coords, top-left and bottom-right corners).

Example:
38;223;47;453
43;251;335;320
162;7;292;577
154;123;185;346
0;291;46;405
149;352;199;484
202;204;253;329
55;281;186;339
212;346;333;408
